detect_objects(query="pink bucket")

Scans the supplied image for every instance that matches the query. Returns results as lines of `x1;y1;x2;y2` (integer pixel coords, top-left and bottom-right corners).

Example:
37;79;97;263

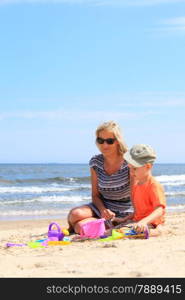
80;218;105;238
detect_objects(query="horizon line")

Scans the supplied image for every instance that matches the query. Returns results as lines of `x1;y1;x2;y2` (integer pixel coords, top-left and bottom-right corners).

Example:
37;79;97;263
0;161;184;164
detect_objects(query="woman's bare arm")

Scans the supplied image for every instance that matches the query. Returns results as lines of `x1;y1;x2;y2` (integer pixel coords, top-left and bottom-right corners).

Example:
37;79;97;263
90;168;115;219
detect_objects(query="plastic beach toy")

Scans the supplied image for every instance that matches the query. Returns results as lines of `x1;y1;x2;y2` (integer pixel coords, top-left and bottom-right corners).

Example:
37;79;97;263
6;243;27;247
98;230;124;242
27;242;45;248
80;218;105;239
125;226;149;239
5;223;71;249
48;222;64;241
47;241;71;246
62;229;69;236
99;226;149;242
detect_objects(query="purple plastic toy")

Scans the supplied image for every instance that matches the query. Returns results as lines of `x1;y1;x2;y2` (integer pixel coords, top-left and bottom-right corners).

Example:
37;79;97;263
48;222;64;241
6;243;27;247
144;226;149;239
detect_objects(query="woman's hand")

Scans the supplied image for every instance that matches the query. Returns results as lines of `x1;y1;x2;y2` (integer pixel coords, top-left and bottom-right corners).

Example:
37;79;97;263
100;208;115;220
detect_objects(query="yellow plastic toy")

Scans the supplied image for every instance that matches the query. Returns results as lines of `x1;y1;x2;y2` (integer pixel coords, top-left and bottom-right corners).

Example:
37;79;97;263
47;241;71;246
62;228;69;236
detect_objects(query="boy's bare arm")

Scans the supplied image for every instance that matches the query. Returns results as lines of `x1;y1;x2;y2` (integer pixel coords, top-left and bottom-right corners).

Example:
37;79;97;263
133;206;164;232
112;213;134;225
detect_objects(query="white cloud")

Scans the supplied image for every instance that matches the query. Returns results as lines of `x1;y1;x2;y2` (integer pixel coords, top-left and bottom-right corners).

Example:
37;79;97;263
163;17;185;25
0;0;185;6
115;92;185;108
150;16;185;34
0;108;159;122
161;16;185;32
95;0;185;6
0;92;184;122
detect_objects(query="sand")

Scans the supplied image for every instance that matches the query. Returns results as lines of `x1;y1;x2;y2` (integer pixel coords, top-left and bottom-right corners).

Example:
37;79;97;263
0;212;185;278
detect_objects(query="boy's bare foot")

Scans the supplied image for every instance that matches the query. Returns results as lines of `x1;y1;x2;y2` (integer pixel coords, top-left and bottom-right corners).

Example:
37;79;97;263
104;228;112;236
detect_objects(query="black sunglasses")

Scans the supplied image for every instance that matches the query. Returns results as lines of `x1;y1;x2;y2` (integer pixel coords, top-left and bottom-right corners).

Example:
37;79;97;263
96;137;116;145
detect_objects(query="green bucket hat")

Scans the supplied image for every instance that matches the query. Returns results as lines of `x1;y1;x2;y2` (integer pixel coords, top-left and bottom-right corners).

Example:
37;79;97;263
124;144;156;167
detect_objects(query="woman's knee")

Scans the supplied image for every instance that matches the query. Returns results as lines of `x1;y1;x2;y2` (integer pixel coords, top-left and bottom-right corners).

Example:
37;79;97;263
68;207;82;221
68;206;92;224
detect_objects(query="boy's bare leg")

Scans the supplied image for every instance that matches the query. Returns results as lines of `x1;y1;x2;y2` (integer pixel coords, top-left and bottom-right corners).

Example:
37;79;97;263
149;224;165;237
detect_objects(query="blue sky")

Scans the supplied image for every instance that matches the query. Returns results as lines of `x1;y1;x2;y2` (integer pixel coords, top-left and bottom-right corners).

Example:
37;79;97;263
0;0;184;163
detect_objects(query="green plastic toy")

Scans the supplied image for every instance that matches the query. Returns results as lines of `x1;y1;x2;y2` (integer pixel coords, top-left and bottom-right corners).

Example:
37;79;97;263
99;227;149;241
27;242;45;248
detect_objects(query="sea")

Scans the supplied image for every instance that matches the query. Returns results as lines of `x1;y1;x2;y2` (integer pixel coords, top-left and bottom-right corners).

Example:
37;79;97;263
0;163;185;221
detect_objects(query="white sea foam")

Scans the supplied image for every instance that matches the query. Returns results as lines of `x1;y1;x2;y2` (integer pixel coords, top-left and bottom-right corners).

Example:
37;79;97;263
0;209;69;216
165;191;185;196
0;204;184;218
166;204;185;211
37;195;91;203
0;186;82;194
0;186;71;193
156;174;185;185
0;184;91;194
0;195;91;205
0;199;37;205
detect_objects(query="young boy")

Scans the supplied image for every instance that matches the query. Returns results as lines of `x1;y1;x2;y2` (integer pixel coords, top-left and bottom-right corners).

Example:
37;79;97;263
113;144;166;237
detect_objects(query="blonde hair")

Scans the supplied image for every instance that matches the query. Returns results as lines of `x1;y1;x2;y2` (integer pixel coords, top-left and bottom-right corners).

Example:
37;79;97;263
95;121;128;155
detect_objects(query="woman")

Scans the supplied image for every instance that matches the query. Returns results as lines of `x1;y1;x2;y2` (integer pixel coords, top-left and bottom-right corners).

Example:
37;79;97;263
67;121;133;234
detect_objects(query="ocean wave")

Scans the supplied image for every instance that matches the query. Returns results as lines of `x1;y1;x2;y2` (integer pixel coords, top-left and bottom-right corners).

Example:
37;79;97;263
37;195;91;203
156;174;185;186
0;195;91;205
0;209;69;217
0;176;90;185
0;174;184;187
0;186;71;194
166;204;185;211
0;204;184;218
0;185;91;194
165;191;185;196
163;183;185;186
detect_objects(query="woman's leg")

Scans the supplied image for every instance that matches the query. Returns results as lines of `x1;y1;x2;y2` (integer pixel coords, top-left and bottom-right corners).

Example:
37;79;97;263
67;205;98;234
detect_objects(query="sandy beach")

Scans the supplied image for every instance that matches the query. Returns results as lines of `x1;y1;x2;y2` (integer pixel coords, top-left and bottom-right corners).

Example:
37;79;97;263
0;212;185;278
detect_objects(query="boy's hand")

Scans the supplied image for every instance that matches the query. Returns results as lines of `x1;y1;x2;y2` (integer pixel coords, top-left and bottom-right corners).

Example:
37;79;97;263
133;220;148;233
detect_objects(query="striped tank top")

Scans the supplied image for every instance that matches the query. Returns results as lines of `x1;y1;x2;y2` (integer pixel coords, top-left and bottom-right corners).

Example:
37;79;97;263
89;154;130;201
